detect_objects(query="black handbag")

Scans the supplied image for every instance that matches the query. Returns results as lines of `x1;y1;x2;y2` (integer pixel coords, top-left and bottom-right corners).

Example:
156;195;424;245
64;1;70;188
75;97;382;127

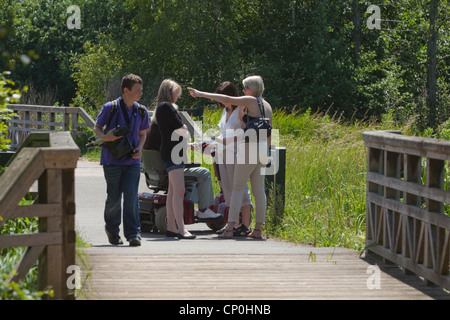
244;97;272;140
103;133;134;160
103;101;135;160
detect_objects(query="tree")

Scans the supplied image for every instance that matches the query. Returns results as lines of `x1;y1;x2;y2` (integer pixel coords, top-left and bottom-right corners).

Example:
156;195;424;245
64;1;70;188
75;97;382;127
0;10;28;151
427;0;439;130
3;0;446;128
4;0;134;105
71;38;124;114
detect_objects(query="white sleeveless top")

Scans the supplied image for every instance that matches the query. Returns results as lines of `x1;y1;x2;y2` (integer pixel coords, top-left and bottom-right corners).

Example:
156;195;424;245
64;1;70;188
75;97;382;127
218;107;243;153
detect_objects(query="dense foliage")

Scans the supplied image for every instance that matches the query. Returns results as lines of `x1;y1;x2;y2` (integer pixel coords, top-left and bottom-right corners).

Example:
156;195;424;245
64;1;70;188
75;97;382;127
0;0;449;130
2;0;132;104
0;6;25;152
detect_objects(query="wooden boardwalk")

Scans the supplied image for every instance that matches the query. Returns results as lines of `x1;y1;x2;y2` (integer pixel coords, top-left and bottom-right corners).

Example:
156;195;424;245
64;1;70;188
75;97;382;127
80;252;449;300
75;161;450;300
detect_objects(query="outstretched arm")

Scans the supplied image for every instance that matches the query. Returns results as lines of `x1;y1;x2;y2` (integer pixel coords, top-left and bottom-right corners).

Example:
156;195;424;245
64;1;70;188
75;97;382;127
188;87;254;108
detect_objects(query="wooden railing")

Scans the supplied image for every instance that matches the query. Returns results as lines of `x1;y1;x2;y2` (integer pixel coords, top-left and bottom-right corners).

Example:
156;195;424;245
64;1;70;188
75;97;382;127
5;104;96;150
0;132;80;299
363;131;450;288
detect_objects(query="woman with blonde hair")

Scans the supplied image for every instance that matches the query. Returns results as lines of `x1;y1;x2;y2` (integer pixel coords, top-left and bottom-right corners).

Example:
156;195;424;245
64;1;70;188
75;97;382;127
214;81;252;236
156;79;195;239
188;75;272;239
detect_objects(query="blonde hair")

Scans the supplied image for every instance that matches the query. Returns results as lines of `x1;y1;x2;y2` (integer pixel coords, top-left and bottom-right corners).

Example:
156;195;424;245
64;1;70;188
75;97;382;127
156;79;182;105
242;75;264;97
153;79;182;124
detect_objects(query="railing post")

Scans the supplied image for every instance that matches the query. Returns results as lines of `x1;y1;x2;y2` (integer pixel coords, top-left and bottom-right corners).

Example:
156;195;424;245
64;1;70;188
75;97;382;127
402;154;422;271
63;110;70;131
36;111;43;130
49;112;55;131
425;158;446;282
37;169;63;299
71;112;79;132
61;168;76;299
265;147;286;226
12;109;19;148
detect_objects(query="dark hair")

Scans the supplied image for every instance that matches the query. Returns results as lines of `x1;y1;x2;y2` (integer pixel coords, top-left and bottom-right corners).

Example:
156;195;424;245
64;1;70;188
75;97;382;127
122;74;143;93
215;81;239;110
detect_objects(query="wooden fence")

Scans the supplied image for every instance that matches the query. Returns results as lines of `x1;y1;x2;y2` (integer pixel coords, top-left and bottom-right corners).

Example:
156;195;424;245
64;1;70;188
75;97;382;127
5;104;96;150
363;131;450;288
0;132;80;299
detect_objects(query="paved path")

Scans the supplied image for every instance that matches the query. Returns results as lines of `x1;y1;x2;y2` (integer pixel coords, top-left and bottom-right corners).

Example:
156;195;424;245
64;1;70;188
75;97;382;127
74;161;450;300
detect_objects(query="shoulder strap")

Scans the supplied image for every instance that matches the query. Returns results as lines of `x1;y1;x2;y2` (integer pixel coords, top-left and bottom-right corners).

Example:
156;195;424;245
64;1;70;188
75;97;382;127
120;101;132;126
245;98;265;124
256;97;265;118
105;100;147;132
118;100;146;124
105;100;119;129
137;103;147;120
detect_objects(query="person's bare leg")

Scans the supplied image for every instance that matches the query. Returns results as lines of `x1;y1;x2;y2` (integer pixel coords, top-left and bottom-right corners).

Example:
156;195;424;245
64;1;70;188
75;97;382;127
249;222;263;239
166;182;177;234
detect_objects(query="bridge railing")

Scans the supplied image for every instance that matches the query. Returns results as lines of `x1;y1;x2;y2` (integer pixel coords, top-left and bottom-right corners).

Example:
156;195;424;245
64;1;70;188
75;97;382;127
0;132;80;299
363;131;450;288
5;104;96;150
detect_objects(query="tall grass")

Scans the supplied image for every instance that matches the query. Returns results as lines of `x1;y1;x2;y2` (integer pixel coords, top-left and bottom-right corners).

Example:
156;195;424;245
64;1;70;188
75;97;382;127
202;107;400;251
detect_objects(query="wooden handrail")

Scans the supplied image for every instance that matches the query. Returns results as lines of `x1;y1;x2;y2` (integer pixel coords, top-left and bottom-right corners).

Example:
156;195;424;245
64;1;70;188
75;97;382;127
0;132;80;299
362;130;450;288
4;104;205;151
5;104;96;150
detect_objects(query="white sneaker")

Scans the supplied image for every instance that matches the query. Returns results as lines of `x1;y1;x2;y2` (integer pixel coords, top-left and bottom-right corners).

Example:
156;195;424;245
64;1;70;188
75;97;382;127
197;208;221;219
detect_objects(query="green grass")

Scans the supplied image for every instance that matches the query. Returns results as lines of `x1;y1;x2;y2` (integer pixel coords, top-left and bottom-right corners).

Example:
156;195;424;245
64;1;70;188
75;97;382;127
275;128;367;250
272;110;368;250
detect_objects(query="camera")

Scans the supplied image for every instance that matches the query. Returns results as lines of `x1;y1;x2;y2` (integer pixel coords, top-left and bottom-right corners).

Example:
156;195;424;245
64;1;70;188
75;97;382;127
85;125;130;148
112;125;129;137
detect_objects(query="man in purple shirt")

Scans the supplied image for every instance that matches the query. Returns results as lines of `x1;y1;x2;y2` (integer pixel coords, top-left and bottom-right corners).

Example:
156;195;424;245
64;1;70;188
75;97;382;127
94;74;150;246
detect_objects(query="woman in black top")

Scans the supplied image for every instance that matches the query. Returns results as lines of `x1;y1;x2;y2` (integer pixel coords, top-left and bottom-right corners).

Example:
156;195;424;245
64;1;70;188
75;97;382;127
155;79;195;239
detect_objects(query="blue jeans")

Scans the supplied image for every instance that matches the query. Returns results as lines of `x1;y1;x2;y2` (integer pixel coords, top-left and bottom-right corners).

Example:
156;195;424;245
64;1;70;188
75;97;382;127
103;164;141;240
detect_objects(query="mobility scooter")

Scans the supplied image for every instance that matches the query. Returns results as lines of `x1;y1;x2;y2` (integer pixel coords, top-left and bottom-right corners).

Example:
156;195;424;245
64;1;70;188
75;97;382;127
138;149;227;233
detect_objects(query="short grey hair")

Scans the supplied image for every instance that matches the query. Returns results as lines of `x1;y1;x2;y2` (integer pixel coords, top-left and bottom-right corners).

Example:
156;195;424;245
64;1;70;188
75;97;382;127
242;75;265;97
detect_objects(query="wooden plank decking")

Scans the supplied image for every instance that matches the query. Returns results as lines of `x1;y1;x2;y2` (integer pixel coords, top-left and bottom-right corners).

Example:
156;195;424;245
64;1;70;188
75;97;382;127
80;252;450;300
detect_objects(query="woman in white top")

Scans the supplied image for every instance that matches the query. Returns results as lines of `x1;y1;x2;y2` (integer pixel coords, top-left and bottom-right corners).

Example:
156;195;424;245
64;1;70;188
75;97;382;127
189;75;272;239
215;82;252;236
